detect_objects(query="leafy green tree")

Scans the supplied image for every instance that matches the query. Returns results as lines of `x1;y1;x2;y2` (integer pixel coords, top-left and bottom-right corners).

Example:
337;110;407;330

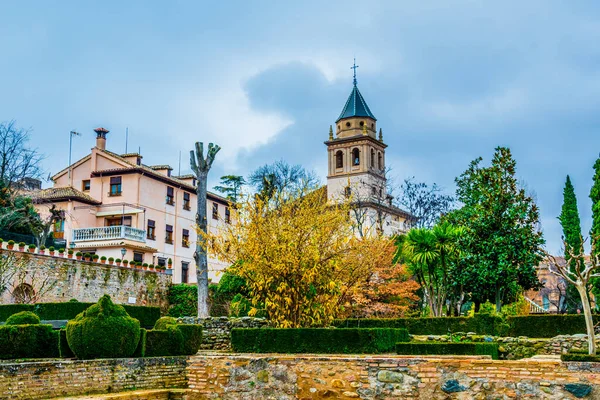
213;175;246;202
451;147;544;313
559;175;584;312
591;156;600;256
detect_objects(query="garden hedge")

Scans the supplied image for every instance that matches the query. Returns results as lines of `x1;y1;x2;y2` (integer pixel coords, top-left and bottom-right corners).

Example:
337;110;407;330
145;325;184;357
561;352;600;362
231;328;410;354
334;313;502;335
0;324;60;359
66;295;141;359
396;342;499;359
5;311;41;325
59;329;74;358
0;302;160;327
133;328;147;357
506;315;600;338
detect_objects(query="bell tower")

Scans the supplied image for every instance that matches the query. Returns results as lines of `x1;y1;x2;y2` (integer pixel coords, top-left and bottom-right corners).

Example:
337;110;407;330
325;61;387;202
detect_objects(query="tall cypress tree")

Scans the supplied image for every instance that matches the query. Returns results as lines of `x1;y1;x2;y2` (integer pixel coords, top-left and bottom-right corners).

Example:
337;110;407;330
559;175;583;261
591;157;600;255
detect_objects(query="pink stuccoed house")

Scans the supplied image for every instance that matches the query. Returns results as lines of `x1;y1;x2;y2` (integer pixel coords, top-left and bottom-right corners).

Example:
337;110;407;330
31;127;230;284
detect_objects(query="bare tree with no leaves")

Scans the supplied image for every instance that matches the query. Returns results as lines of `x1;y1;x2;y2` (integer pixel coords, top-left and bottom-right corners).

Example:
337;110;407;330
547;238;599;355
0;120;43;195
190;142;221;318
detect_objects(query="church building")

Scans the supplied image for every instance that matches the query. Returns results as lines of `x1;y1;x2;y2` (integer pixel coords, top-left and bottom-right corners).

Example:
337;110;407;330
325;65;412;236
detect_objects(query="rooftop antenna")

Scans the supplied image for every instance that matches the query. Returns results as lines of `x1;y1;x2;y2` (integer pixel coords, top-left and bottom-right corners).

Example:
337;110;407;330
138;146;141;155
125;127;129;153
351;58;359;86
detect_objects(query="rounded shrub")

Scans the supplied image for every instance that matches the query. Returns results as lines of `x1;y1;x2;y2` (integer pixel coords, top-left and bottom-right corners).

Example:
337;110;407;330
66;295;140;359
28;244;36;249
6;311;41;325
154;316;178;330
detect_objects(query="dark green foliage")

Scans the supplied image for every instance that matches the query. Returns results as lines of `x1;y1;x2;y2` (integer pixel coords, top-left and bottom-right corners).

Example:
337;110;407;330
167;284;198;317
396;342;499;359
591;157;600;256
561;353;600;362
59;329;74;358
334;313;502;335
154;316;178;330
507;315;600;338
230;293;252;317
122;305;161;328
0;324;60;359
145;325;184;357
34;302;90;320
177;324;203;355
66;295;140;359
133;328;147;357
450;147;545;311
6;311;40;325
231;328;409;354
0;304;34;322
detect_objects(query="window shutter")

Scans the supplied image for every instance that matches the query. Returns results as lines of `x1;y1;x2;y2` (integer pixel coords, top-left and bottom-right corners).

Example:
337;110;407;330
166;224;173;232
183;192;190;200
167;187;174;196
148;220;155;228
182;229;189;236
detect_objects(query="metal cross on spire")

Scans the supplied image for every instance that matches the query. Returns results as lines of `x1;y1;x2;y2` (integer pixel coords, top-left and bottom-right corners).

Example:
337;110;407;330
351;58;359;86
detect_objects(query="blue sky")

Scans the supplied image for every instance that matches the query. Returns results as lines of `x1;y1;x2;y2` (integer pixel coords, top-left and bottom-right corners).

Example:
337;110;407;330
2;1;600;253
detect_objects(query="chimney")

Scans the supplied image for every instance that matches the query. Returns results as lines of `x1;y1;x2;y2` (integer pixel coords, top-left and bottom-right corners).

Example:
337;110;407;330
94;127;109;150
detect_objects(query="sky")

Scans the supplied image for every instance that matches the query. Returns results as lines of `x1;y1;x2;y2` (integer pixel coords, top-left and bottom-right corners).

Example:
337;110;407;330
1;1;600;253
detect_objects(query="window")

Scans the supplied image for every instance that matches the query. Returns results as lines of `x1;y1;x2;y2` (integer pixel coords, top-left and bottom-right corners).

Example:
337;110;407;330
182;229;190;247
345;122;351;127
165;224;173;244
183;192;191;210
344;186;351;198
105;216;131;226
147;220;156;240
82;180;91;191
543;295;550;311
370;149;375;168
133;252;143;263
335;150;343;169
359;121;364;127
212;202;218;220
352;148;360;166
225;206;231;224
182;262;189;284
378;152;383;170
109;177;122;196
157;257;166;268
166;186;175;205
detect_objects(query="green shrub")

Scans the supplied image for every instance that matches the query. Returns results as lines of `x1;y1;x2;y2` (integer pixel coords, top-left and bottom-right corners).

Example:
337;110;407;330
8;240;14;245
100;256;107;261
28;244;35;249
333;313;501;335
177;324;203;355
231;328;410;354
154;316;178;330
133;328;147;357
168;284;198;317
230;293;252;317
507;315;599;338
145;325;184;357
108;257;114;262
115;258;121;263
34;302;91;320
40;245;46;250
49;246;55;252
68;249;74;255
0;324;60;359
123;304;161;328
66;295;140;359
59;329;75;358
561;353;600;362
396;342;499;359
18;242;26;247
6;311;41;325
0;304;34;322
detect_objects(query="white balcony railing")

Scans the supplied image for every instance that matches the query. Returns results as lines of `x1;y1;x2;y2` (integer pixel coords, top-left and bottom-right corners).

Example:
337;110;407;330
72;225;146;243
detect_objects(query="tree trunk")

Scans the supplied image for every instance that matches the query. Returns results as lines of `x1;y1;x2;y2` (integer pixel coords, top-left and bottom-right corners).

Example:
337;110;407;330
495;287;502;314
196;172;209;318
576;283;597;355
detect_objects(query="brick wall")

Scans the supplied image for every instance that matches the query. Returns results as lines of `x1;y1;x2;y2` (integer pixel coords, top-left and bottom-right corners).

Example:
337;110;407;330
0;357;188;399
0;249;171;309
187;353;600;398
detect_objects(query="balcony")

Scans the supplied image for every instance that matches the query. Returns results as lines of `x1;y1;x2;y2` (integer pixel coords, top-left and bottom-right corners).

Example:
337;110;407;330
72;225;146;243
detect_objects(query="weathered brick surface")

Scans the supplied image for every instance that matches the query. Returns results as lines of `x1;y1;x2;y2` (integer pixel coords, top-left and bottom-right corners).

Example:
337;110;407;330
187;353;600;399
0;357;188;400
0;249;171;309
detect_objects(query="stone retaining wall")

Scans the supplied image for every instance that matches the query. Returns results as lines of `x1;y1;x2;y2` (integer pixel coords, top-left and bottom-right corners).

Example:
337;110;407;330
413;333;593;360
177;316;269;350
0;249;171;309
187;353;600;399
0;357;188;399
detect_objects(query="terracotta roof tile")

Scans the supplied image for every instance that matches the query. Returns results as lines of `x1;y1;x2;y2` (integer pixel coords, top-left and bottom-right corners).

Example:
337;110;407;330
30;187;101;205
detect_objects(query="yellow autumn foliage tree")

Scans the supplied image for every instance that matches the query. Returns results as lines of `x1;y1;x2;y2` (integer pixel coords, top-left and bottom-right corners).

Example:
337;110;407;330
204;187;378;328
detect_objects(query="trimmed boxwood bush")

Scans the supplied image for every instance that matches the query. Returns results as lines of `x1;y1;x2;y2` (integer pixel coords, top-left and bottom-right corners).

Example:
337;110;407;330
145;325;184;357
154;316;178;330
506;315;600;338
6;311;41;325
59;329;75;358
0;304;34;322
133;328;147;357
123;305;161;328
0;324;60;359
34;302;90;320
66;295;141;359
395;342;499;359
561;352;600;362
232;328;410;354
177;324;203;355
